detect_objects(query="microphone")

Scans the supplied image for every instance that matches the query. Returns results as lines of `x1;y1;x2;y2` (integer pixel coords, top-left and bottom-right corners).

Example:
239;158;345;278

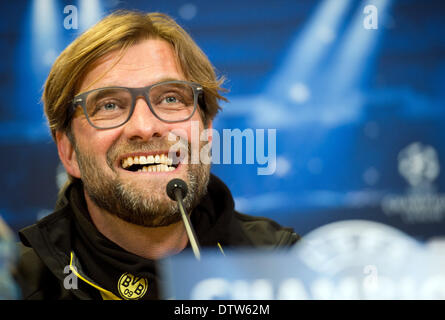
166;179;201;260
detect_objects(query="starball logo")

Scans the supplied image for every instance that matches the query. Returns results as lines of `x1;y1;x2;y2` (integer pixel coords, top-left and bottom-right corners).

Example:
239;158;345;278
382;142;445;223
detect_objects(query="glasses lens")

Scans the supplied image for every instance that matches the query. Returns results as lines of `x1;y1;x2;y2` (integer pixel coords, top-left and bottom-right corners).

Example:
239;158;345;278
148;82;196;122
85;88;132;128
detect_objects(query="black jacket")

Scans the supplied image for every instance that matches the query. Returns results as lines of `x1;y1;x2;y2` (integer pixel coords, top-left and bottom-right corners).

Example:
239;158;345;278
14;174;300;300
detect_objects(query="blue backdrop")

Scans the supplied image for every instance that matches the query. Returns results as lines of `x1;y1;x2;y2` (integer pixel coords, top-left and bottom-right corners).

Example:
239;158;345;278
1;0;444;241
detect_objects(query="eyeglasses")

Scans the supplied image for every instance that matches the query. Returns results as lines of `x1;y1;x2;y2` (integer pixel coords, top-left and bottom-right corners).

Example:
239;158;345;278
68;80;204;129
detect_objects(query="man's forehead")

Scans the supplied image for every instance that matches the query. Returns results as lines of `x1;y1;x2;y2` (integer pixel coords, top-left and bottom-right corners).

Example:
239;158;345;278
78;39;184;92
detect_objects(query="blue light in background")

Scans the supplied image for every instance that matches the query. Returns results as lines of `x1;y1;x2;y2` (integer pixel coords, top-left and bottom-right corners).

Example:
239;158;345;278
78;0;103;32
8;0;62;141
267;0;353;97
31;0;61;72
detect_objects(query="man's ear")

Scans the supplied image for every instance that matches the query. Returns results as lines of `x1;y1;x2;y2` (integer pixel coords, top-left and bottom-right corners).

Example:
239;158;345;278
56;130;81;179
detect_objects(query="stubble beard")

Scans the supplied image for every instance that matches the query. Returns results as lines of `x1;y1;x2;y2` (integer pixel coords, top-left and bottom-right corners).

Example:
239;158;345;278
74;138;210;228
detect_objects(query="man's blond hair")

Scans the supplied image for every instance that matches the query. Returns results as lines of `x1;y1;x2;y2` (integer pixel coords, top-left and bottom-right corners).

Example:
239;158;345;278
43;10;227;140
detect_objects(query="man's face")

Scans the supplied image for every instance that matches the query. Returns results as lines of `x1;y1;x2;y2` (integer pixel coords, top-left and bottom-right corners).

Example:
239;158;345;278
58;39;211;227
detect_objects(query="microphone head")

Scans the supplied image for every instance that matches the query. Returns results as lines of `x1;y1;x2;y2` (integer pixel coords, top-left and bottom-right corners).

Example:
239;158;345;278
166;178;188;201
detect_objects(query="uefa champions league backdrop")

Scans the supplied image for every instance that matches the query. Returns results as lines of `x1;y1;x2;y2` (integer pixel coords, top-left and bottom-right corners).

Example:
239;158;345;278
0;0;444;241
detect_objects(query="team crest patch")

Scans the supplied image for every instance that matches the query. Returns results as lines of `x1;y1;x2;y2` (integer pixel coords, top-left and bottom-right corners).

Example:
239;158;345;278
117;272;148;300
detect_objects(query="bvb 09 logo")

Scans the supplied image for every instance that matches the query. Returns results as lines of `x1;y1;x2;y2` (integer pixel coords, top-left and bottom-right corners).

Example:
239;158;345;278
118;273;148;300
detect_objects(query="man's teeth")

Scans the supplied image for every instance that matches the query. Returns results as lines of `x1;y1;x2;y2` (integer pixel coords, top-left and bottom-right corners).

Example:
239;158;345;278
137;164;175;172
121;154;174;170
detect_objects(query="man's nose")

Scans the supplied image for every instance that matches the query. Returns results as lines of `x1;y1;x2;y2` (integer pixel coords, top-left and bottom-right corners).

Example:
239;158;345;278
122;97;167;141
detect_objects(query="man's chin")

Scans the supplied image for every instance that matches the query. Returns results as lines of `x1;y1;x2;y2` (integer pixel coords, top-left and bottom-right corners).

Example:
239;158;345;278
108;193;181;228
119;178;185;204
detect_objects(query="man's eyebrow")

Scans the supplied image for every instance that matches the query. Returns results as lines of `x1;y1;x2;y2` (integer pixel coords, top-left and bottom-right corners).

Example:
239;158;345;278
89;88;124;100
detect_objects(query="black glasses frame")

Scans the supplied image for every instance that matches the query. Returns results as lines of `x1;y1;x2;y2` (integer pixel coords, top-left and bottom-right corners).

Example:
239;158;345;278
67;80;204;130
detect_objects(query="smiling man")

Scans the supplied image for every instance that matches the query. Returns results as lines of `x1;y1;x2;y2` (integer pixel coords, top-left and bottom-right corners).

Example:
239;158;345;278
15;11;299;300
60;39;211;258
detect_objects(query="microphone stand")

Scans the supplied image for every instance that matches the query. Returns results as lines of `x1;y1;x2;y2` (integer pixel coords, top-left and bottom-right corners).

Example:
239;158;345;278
166;179;201;261
173;188;201;260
